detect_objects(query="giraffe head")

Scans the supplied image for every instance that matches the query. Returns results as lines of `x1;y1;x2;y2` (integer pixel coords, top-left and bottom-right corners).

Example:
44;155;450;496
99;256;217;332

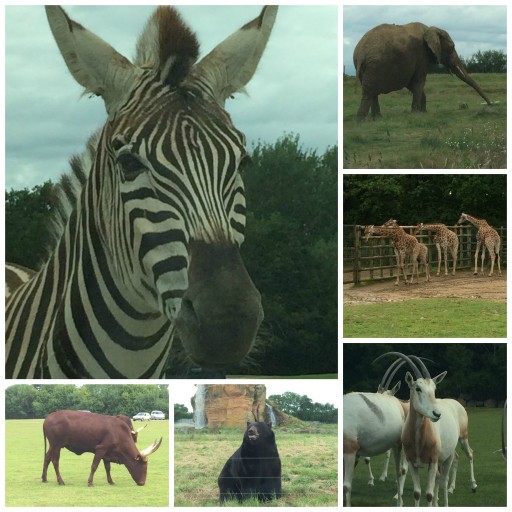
413;222;425;235
456;213;469;225
363;225;376;241
382;218;399;228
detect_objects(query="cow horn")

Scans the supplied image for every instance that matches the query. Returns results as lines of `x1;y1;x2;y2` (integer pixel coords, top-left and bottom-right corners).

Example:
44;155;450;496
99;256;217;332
374;352;423;380
135;424;148;434
139;437;163;458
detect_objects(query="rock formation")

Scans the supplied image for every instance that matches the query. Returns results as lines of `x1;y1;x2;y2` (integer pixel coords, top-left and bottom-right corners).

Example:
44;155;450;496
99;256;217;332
191;384;267;427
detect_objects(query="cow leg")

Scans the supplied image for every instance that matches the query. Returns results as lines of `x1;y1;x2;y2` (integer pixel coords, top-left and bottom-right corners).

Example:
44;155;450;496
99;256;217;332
51;448;65;485
88;453;103;487
103;460;115;485
42;447;53;483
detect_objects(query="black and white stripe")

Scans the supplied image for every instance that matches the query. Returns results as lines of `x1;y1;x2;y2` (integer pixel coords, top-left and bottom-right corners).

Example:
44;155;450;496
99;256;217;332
6;5;276;378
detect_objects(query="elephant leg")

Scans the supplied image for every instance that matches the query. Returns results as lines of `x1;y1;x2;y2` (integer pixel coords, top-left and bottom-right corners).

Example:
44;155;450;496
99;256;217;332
370;96;381;119
357;90;377;120
408;79;427;112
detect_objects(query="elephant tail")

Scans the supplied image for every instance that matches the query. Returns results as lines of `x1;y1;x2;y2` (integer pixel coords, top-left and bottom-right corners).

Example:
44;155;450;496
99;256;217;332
355;60;365;84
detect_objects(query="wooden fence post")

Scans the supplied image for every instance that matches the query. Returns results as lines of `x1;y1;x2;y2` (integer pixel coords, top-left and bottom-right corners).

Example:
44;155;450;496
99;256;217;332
353;225;360;284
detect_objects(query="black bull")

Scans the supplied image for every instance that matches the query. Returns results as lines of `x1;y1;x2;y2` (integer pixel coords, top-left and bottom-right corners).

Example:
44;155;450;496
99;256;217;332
42;410;162;486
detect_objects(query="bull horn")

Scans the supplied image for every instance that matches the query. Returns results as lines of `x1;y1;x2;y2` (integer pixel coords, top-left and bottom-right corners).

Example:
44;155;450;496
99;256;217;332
134;424;148;434
374;352;423;380
139;437;163;458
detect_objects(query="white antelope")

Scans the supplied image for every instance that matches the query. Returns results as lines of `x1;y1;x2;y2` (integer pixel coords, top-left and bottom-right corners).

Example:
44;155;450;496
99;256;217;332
364;372;409;486
376;352;471;507
343;359;409;506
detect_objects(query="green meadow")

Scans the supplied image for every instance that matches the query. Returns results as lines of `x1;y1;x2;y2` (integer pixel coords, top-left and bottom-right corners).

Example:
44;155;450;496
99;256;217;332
343;73;506;168
174;424;338;507
344;298;506;338
5;419;169;507
345;407;506;507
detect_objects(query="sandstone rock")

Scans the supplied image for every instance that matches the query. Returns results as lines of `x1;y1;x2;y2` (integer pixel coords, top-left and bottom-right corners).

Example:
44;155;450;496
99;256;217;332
192;384;267;427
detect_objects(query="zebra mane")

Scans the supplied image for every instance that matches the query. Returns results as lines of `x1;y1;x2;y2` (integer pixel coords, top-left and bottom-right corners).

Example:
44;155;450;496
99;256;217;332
134;7;200;87
47;130;100;250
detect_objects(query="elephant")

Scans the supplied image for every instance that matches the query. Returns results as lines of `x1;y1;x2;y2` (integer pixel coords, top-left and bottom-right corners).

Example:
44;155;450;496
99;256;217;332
353;22;492;120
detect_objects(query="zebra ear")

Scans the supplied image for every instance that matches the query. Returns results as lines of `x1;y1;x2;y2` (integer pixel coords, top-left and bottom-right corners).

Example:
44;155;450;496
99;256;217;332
45;6;139;114
191;5;277;105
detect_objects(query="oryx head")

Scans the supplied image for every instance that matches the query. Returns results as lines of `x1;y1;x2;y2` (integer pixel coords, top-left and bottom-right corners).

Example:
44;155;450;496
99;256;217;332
375;352;446;423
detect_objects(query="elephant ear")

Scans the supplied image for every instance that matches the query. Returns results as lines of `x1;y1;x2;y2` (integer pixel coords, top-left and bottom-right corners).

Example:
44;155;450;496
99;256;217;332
424;27;442;64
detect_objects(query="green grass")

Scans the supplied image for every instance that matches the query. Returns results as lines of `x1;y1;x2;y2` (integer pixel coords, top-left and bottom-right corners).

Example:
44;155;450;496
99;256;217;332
174;424;338;506
344;298;506;337
5;419;169;507
343;73;506;168
346;408;506;506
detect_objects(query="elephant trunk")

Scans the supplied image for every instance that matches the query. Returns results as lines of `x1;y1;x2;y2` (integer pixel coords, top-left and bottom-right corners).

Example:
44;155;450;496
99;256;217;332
450;60;492;105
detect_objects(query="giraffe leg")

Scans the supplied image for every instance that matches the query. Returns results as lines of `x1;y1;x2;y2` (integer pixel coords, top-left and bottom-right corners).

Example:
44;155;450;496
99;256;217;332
452;242;458;275
495;240;502;276
443;247;449;276
486;241;495;276
480;244;486;275
436;243;441;276
473;242;481;275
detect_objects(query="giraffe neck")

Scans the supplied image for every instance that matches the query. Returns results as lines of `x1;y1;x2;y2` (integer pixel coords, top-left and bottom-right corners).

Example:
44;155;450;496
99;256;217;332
464;215;488;228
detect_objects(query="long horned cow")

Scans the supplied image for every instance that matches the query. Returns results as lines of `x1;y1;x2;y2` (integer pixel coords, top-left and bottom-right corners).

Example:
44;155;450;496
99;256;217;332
42;410;162;486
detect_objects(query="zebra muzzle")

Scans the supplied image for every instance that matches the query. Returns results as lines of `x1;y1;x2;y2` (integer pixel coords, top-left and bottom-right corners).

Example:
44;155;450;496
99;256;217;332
175;241;263;368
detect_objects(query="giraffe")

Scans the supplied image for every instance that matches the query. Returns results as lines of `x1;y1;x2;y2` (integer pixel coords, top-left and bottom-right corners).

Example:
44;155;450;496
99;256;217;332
414;223;459;276
381;219;430;284
364;225;423;285
457;213;501;276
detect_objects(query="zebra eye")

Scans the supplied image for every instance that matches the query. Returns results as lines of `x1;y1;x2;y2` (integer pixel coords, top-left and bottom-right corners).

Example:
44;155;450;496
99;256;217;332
238;154;252;173
117;152;146;178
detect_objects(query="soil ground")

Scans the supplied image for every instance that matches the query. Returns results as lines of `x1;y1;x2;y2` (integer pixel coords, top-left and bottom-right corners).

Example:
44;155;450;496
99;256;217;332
343;270;506;305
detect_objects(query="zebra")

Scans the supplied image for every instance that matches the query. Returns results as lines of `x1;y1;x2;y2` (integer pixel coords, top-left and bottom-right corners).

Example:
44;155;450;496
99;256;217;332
6;5;277;378
6;263;36;299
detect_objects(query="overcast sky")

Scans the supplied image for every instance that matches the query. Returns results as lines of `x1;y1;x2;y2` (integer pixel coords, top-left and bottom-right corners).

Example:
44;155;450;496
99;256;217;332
343;5;506;76
5;4;337;190
172;382;340;412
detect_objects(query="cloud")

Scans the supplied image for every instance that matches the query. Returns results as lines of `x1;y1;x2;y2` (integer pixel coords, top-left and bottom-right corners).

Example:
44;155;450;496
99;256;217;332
6;5;338;190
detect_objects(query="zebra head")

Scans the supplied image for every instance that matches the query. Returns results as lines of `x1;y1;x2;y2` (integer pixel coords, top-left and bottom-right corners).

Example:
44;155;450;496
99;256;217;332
45;6;276;370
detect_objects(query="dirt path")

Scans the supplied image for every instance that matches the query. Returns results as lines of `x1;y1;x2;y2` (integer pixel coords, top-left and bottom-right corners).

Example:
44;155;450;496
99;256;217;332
344;270;506;305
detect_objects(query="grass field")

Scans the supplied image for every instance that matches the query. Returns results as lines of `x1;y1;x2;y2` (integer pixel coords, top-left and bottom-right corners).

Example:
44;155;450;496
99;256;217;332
174;423;338;507
345;408;506;507
5;419;169;507
343;73;506;169
344;298;506;338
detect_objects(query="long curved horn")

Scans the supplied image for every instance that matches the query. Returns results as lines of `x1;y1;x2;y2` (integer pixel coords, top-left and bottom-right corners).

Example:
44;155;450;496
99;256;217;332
378;359;406;391
135;424;148;434
408;355;431;378
374;352;423;380
139;437;163;458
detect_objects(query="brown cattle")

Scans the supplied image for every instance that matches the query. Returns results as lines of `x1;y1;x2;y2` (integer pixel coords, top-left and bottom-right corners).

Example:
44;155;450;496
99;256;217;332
42;410;162;486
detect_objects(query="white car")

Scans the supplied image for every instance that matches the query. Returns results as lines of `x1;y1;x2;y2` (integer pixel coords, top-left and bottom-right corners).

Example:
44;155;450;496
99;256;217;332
132;412;151;421
151;410;165;420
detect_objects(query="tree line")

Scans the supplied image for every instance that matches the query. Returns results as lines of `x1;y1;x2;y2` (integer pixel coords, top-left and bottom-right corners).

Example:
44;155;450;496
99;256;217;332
173;391;338;424
6;135;337;377
344;343;506;402
429;50;506;73
5;384;169;419
343;174;506;227
268;391;338;423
